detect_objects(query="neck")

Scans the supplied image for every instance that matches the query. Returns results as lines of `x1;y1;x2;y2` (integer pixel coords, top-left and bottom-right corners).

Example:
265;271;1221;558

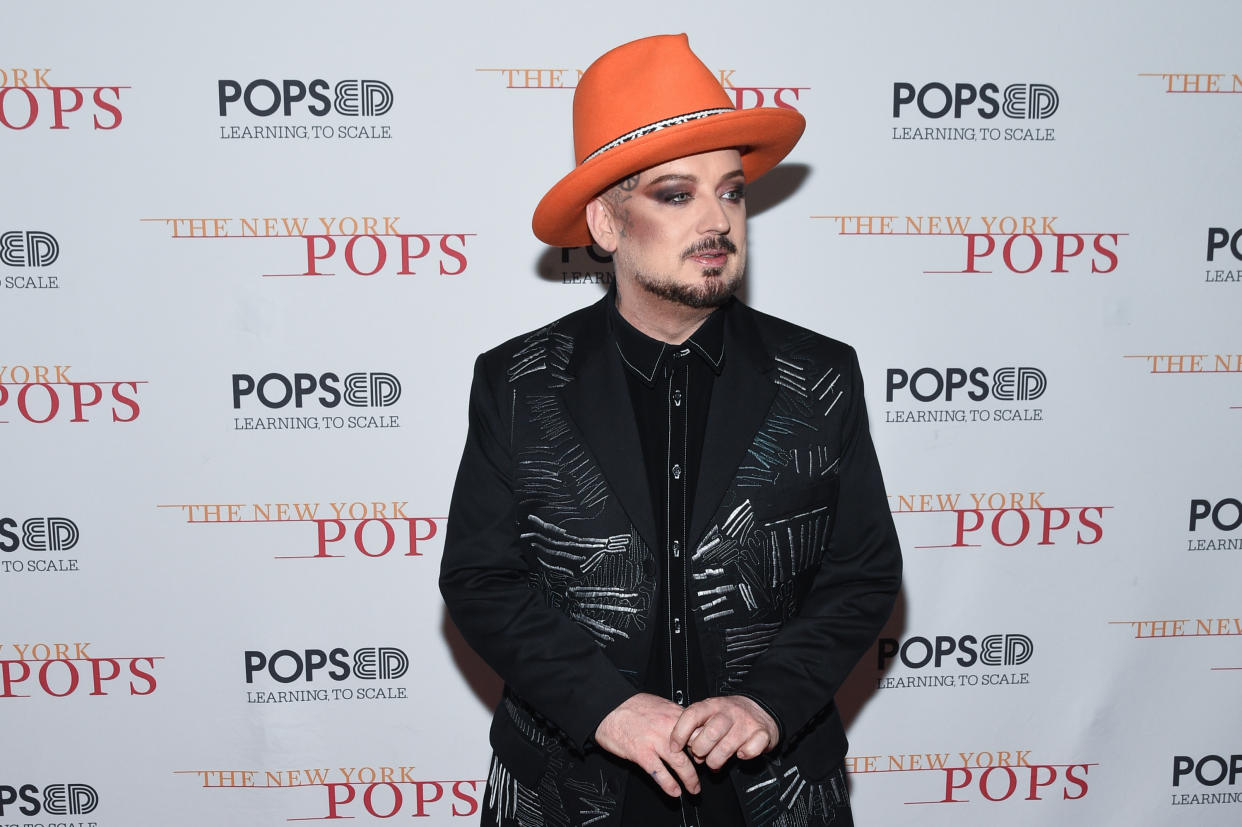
614;281;716;344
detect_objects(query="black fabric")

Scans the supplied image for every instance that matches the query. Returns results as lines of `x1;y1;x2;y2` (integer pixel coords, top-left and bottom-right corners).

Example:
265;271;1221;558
440;294;903;827
609;302;742;826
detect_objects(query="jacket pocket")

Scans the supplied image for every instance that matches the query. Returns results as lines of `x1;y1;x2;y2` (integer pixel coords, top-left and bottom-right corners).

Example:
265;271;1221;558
754;497;835;587
489;709;550;789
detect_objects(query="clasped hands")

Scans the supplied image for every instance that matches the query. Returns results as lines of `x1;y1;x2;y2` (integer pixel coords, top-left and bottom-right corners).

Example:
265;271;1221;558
593;692;779;798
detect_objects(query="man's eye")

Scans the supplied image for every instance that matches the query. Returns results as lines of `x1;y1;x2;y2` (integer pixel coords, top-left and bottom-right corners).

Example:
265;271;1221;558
722;187;745;202
663;191;691;204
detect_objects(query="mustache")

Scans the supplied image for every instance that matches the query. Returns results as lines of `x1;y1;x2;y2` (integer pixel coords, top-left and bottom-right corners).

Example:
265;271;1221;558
682;236;738;259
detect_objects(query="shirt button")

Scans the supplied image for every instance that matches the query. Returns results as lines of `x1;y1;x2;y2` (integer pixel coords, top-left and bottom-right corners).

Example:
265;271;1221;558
671;464;682;480
672;540;681;558
672;390;683;406
674;690;685;705
673;617;682;634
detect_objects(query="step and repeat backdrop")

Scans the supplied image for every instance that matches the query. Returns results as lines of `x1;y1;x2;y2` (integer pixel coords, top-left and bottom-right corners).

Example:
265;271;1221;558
3;1;1239;825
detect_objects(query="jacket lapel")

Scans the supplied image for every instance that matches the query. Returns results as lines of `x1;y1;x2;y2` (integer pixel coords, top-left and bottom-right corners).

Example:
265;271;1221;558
690;301;777;547
560;298;659;553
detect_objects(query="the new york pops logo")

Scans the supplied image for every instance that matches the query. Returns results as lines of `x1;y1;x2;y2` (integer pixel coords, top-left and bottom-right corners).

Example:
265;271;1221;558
156;500;443;562
0;364;144;425
889;81;1059;143
139;215;472;279
814;214;1124;277
1123;351;1242;413
847;748;1095;806
0;67;125;131
883;364;1047;425
1109;615;1242;674
476;65;807;111
175;765;483;820
230;370;403;432
888;490;1109;551
1139;72;1242;95
0;641;161;700
216;77;394;141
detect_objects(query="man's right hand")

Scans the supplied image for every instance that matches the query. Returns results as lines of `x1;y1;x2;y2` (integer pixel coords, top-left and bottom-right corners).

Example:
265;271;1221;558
594;693;701;797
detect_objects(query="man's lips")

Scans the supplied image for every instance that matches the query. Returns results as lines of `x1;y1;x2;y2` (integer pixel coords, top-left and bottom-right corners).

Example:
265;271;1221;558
684;237;737;269
689;249;730;266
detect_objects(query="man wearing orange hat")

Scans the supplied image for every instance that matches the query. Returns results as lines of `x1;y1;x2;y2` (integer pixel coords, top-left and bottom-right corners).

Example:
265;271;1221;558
441;34;901;827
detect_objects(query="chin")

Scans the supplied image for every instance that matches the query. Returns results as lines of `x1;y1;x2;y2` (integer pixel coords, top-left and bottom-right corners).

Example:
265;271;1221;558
647;273;741;309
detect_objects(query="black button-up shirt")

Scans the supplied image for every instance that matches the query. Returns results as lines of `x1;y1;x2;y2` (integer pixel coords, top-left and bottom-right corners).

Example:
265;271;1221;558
608;299;743;827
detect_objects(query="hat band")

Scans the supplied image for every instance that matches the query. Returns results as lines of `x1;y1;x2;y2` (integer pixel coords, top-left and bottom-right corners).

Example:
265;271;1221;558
581;107;735;165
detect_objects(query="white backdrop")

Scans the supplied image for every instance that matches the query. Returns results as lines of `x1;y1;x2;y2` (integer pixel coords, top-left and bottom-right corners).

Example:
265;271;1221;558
3;1;1240;824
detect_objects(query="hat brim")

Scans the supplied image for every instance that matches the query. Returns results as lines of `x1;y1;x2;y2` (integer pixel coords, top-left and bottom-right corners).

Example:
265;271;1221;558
532;107;806;248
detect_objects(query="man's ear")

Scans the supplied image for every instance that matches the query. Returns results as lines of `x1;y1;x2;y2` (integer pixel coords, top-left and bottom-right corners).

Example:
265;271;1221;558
585;197;619;253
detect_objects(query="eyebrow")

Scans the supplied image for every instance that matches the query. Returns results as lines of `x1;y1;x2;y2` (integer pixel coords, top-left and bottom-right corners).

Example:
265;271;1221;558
644;169;746;187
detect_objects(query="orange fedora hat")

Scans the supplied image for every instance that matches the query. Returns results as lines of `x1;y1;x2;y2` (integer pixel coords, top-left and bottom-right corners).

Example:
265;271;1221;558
532;34;806;248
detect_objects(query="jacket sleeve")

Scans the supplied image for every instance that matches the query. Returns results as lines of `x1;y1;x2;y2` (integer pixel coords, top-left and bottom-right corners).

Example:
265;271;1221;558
439;353;637;749
735;348;902;744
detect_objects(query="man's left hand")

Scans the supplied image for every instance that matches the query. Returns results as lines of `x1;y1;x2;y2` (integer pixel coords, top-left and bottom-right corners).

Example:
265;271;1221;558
669;695;779;771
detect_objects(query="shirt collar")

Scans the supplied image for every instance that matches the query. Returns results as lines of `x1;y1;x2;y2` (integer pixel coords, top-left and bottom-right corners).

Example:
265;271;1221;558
608;294;727;386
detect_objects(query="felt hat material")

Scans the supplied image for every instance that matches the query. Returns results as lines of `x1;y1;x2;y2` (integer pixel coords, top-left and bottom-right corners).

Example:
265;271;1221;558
532;34;806;247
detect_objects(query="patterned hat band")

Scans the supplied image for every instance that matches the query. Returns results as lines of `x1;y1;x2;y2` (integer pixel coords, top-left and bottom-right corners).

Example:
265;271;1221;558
581;107;735;165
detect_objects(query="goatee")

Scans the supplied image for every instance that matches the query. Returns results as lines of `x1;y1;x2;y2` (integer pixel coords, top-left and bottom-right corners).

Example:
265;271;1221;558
634;267;742;309
631;236;744;308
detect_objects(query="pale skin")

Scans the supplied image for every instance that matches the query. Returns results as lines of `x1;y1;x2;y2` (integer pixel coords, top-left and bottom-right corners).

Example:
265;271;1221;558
584;149;780;797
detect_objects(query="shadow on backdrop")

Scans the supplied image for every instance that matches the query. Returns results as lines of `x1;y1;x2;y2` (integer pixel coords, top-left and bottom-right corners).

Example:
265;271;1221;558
835;585;909;733
746;162;810;219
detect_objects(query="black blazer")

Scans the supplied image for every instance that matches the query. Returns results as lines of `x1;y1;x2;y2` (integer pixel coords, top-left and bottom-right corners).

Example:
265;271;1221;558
440;295;901;826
